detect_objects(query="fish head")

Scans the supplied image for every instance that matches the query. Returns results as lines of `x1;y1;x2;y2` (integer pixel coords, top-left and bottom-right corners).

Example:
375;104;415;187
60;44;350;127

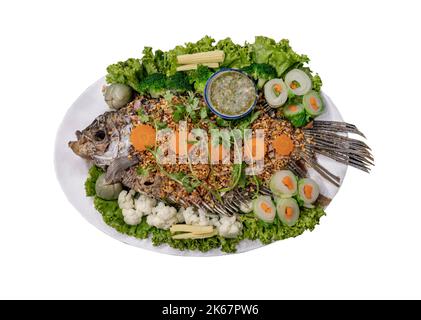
68;114;111;160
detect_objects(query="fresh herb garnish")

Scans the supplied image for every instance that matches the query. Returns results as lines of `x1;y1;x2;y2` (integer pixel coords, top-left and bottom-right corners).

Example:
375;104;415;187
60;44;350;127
147;147;202;193
200;107;208;119
172;104;186;122
137;108;150;123
137;165;152;176
216;117;230;127
155;121;168;129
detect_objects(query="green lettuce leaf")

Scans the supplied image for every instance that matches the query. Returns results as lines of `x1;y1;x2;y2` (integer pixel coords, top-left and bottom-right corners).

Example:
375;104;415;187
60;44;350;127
85;166;104;197
105;58;144;91
165;36;217;76
216;38;251;69
250;36;309;77
300;67;323;92
84;105;325;251
241;206;326;244
141;47;159;76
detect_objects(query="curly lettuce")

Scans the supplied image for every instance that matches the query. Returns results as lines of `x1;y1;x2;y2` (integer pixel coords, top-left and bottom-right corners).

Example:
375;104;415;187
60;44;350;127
105;36;321;94
105;58;143;92
250;36;310;77
216;38;251;69
84;166;104;197
85;166;325;253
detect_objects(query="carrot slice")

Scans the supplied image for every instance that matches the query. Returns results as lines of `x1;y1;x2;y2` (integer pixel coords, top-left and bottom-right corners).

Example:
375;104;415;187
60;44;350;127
273;84;282;94
289;105;298;112
272;134;294;156
130;124;156;152
304;184;313;199
310;96;319;111
282;176;294;190
260;202;272;214
285;206;294;219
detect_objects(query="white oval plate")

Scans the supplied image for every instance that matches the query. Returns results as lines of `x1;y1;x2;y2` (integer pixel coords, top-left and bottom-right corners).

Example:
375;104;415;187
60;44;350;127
55;77;346;256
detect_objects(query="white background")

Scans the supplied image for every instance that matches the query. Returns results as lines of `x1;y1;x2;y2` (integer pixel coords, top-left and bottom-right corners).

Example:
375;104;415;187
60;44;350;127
1;0;420;299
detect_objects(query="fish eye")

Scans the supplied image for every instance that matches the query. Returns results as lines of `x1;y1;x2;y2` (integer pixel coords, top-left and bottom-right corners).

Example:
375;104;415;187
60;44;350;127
94;130;106;141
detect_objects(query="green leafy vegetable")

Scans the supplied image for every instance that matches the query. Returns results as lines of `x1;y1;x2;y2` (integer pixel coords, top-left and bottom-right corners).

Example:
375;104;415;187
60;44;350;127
141;47;159;76
287;112;308;127
166;72;193;94
172;104;186;122
86;166;326;253
165;36;217;76
137;165;152;177
105;36;322;95
200;107;208;119
85;166;104;197
163;91;174;104
250;37;309;77
138;72;192;98
300;67;323;92
234;110;261;131
241;206;326;244
216;37;251;68
154;121;168;130
137;108;150;123
242;63;277;89
137;73;167;98
188;65;214;94
216;117;230;127
105;58;143;92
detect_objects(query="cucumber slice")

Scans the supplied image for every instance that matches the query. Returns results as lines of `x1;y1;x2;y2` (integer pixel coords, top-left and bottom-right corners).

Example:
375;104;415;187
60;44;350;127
253;196;276;223
303;91;324;116
298;178;320;205
276;198;300;227
264;79;288;108
285;69;312;96
283;103;305;117
269;170;297;198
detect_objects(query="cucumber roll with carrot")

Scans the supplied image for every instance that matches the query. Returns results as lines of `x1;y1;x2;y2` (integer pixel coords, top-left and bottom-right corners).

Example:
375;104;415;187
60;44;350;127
285;69;312;96
283;103;307;127
264;79;288;108
297;178;320;208
303;91;324;116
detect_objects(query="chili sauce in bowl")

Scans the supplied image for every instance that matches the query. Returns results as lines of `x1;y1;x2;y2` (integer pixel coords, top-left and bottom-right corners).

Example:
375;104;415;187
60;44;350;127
204;69;257;120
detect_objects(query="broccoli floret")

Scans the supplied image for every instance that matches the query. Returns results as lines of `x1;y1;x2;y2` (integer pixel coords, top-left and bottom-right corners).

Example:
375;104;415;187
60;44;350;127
242;63;277;89
166;72;193;94
188;65;214;94
138;73;167;98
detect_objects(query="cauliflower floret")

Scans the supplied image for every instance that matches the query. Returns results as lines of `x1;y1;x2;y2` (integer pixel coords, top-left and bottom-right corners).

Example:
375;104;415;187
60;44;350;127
182;207;200;225
215;216;243;238
197;208;212;226
181;207;213;226
118;190;144;225
134;194;157;216
146;202;179;230
176;208;185;223
118;190;136;210
122;208;142;225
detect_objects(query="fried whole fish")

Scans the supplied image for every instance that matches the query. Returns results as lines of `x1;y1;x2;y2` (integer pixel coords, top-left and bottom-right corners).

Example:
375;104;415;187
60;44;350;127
68;105;138;182
69;95;373;216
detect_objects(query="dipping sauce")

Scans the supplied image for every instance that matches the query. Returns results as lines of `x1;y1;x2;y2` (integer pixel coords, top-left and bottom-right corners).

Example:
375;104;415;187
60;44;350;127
206;70;257;118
